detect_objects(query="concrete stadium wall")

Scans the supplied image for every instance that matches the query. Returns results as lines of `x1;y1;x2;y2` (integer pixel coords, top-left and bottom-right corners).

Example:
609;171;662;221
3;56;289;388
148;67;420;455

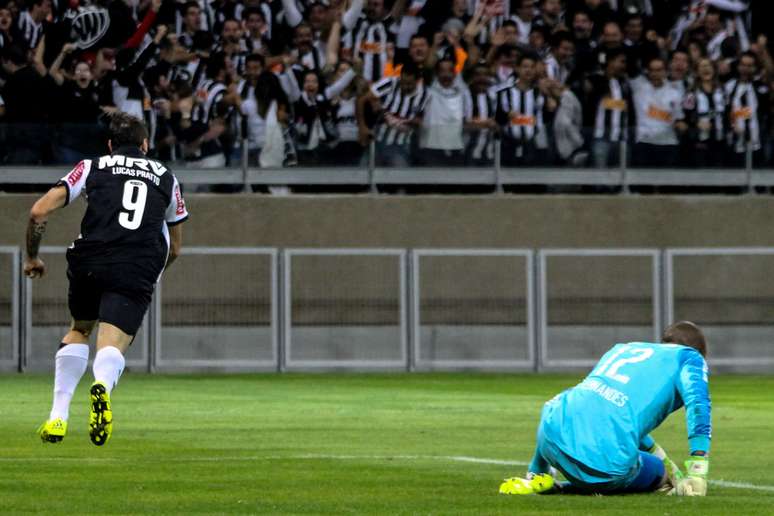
3;194;774;325
3;194;773;249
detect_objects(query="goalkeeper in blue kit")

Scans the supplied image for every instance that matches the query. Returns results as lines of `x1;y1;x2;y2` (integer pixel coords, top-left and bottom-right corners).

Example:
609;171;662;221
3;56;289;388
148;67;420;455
500;321;711;496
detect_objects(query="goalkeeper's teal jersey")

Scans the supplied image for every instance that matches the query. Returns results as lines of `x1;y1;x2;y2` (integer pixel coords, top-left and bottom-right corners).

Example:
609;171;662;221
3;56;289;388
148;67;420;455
540;342;711;480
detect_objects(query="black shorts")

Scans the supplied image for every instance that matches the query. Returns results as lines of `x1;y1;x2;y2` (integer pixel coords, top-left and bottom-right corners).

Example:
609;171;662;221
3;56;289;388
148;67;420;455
66;258;159;336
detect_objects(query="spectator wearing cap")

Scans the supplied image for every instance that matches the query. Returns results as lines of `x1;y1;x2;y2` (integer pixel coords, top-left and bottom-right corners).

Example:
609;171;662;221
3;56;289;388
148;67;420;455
631;57;688;167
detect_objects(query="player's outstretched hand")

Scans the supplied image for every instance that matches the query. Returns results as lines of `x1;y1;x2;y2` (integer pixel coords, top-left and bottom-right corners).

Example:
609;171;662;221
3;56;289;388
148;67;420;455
24;257;46;279
668;457;708;496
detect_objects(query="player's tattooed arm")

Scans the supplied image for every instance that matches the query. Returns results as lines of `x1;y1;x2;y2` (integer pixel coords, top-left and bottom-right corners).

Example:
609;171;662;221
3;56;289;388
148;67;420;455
24;186;67;278
25;218;47;258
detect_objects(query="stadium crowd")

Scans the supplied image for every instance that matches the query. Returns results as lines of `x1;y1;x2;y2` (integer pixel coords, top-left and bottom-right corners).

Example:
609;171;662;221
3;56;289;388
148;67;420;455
0;0;772;170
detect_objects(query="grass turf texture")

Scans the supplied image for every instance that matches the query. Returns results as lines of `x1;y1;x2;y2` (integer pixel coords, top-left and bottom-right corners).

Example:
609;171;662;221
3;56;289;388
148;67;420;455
1;374;772;515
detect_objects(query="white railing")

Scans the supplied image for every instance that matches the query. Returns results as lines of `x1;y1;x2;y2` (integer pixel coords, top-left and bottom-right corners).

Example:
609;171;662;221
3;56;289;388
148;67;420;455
2;246;773;372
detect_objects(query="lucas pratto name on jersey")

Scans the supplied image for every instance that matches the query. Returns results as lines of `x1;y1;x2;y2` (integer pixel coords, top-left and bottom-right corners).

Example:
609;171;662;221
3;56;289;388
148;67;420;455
99;155;167;186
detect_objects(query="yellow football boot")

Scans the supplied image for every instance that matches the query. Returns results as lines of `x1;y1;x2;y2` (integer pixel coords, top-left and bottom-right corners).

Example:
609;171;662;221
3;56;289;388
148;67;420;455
38;418;67;443
89;382;112;446
499;473;555;495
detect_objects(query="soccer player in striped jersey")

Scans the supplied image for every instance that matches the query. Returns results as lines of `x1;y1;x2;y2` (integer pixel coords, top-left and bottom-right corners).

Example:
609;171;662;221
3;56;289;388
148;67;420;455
500;321;711;497
493;53;556;166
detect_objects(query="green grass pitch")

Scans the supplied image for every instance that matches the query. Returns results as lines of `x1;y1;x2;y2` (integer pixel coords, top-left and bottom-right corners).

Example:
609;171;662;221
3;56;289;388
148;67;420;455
1;373;773;514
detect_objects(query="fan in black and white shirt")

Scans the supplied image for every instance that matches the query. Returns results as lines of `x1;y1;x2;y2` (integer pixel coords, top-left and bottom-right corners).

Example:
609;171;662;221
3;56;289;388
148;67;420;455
493;53;556;166
289;23;328;82
344;0;395;83
362;61;428;166
583;49;632;169
214;18;249;76
464;63;497;165
684;57;727;167
17;0;50;49
543;30;574;85
175;0;216;41
724;51;770;164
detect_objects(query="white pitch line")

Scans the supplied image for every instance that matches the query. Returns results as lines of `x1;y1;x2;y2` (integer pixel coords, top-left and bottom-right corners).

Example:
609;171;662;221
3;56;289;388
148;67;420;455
709;479;774;493
2;454;773;492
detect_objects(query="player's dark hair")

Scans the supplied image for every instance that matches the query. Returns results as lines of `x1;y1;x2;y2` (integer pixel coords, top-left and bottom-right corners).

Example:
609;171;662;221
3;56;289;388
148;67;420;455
662;321;707;357
107;112;149;149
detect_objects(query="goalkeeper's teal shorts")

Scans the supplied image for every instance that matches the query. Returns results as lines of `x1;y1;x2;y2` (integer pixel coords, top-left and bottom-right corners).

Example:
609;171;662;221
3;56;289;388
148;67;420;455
537;435;665;494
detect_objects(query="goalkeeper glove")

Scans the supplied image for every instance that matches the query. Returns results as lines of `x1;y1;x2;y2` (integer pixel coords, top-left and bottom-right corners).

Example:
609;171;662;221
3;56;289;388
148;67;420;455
670;456;709;497
648;442;683;489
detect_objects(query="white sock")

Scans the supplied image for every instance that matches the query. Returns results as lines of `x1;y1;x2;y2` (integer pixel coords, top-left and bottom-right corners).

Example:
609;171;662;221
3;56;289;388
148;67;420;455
49;343;90;421
92;347;125;394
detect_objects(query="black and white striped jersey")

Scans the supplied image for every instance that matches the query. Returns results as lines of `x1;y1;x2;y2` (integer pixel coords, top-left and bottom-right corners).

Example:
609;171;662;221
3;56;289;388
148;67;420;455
493;83;548;147
291;42;327;79
345;15;393;83
686;85;726;143
371;77;427;146
725;79;769;152
586;75;632;143
544;54;570;85
17;10;44;49
464;90;496;161
193;79;227;124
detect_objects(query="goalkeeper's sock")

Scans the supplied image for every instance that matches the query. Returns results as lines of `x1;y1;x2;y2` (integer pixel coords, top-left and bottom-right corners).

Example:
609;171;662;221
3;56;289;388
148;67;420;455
92;346;125;394
49;343;89;421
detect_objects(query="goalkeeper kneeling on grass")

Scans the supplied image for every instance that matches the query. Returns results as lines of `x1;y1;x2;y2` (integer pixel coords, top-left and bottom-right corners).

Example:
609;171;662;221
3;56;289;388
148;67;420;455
501;321;711;496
